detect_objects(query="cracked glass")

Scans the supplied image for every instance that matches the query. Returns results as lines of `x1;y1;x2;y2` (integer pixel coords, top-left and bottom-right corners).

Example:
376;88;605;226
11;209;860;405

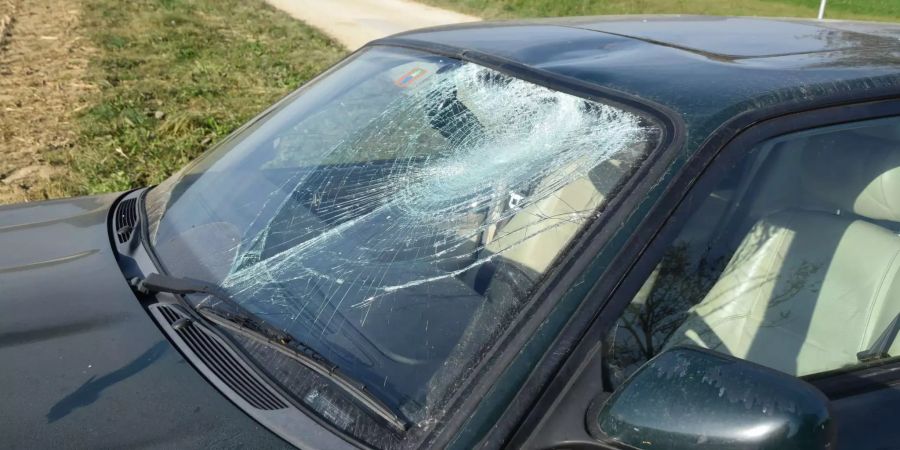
145;47;660;431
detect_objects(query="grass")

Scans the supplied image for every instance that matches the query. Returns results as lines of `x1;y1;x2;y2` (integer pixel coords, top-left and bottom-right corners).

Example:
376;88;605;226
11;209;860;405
419;0;900;21
53;0;896;197
64;0;346;195
774;0;900;18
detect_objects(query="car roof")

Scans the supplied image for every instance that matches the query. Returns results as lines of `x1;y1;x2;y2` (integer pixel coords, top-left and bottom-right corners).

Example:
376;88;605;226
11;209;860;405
378;16;900;151
561;16;900;59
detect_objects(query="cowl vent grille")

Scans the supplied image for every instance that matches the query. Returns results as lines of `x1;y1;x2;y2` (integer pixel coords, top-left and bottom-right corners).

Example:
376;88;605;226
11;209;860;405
115;198;138;243
153;304;288;411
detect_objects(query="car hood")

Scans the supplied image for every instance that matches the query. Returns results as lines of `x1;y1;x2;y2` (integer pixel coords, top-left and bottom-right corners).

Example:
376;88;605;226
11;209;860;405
0;194;289;448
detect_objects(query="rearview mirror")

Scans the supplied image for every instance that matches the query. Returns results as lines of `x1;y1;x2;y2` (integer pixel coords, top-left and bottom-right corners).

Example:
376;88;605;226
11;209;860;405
593;347;835;449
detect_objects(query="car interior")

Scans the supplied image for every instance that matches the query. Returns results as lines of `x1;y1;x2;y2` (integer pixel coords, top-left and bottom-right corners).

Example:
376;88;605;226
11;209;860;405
609;118;900;382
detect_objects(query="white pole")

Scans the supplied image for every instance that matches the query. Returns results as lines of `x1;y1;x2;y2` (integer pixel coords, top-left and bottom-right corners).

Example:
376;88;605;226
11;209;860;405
818;0;828;20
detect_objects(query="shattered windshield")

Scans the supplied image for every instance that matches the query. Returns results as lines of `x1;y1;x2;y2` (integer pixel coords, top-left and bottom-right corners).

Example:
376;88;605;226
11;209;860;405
145;47;659;431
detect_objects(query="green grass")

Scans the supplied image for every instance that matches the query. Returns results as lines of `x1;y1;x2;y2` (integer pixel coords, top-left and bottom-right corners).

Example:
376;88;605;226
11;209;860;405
66;0;346;195
419;0;900;21
60;0;895;197
772;0;900;18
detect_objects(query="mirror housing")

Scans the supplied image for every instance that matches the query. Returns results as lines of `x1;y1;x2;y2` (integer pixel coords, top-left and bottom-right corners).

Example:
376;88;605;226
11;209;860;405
593;347;835;449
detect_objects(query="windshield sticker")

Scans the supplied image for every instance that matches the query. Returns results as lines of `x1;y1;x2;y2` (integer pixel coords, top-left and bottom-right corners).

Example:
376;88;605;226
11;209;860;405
395;67;429;88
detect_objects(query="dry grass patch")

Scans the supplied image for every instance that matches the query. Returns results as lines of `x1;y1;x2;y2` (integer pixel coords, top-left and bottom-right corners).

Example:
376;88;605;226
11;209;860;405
0;0;97;204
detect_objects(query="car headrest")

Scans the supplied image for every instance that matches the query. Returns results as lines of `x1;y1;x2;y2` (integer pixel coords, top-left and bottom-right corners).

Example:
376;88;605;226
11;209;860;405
801;129;900;222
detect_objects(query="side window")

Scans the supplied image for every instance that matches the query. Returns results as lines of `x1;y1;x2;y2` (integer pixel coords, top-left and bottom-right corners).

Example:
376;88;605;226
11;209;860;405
606;116;900;386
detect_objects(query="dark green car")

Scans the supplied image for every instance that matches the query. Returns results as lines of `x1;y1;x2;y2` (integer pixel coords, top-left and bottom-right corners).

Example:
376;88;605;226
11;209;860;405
3;15;900;450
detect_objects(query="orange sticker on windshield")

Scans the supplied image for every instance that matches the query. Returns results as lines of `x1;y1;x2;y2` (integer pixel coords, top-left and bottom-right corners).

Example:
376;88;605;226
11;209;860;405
395;67;429;88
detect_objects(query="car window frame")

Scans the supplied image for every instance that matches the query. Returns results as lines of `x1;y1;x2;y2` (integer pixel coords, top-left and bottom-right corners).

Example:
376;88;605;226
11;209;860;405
604;111;900;389
605;101;900;393
498;96;900;449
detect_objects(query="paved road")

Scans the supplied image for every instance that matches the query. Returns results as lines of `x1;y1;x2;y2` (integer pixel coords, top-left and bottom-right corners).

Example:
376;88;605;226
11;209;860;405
266;0;478;50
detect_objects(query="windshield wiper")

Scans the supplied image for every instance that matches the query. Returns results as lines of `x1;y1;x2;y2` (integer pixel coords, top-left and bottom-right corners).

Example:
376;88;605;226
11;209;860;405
131;273;299;346
130;273;409;431
857;312;900;363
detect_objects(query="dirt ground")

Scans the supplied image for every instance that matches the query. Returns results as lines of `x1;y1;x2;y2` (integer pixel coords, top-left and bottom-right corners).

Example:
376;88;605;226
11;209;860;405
0;0;95;205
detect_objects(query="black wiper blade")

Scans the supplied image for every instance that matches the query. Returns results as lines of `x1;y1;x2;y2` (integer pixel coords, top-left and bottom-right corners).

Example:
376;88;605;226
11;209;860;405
858;312;900;363
131;273;315;357
131;273;286;338
129;273;409;431
194;306;333;369
132;272;223;297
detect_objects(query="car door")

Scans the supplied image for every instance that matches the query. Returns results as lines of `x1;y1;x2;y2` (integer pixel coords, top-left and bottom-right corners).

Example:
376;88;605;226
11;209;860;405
502;100;900;449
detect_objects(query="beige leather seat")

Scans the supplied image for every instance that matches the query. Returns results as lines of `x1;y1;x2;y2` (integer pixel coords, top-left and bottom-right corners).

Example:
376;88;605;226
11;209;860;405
668;135;900;376
482;160;628;277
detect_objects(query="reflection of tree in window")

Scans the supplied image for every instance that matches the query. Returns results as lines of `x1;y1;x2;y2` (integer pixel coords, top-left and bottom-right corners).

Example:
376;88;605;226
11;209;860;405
606;243;723;384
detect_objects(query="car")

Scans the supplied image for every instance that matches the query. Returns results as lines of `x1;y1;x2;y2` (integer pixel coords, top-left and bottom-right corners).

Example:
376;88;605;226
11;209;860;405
3;14;900;450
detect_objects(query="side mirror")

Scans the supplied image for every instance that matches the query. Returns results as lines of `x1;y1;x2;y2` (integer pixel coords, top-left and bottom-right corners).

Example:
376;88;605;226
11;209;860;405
593;347;835;449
